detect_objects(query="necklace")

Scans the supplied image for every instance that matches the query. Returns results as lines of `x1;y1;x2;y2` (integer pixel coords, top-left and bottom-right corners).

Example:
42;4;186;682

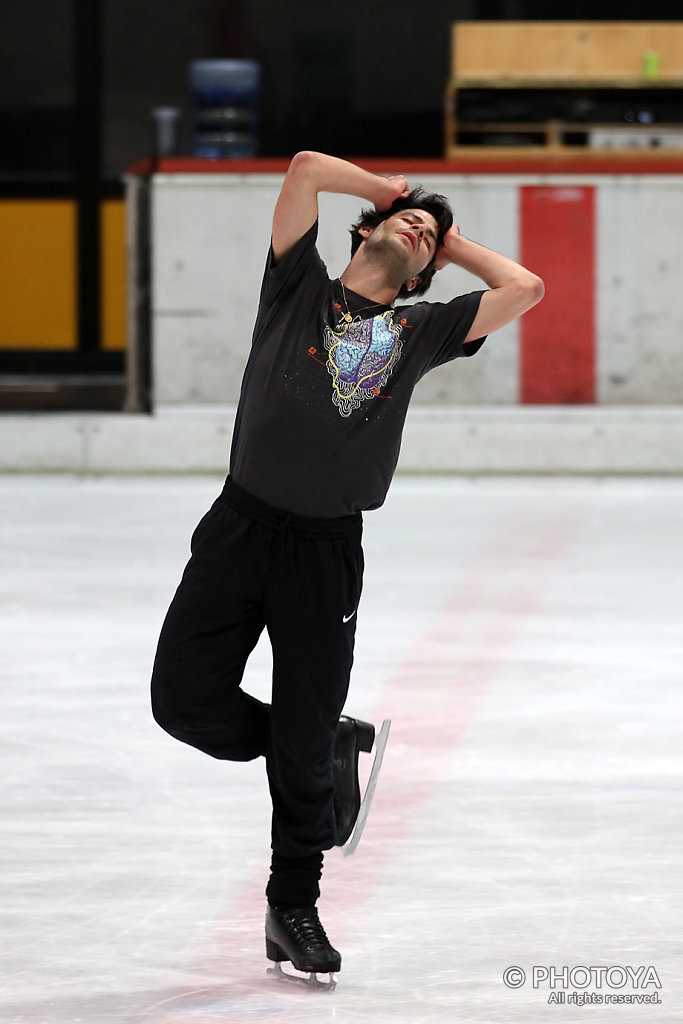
338;281;388;323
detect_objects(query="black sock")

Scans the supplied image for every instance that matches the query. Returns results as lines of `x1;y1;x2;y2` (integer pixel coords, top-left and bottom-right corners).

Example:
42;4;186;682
266;850;323;907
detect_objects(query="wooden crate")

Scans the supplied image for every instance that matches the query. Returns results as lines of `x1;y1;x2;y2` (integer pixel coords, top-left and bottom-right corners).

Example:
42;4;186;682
445;22;683;156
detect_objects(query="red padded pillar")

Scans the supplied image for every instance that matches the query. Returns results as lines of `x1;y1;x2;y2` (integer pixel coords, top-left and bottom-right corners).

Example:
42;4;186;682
519;185;596;404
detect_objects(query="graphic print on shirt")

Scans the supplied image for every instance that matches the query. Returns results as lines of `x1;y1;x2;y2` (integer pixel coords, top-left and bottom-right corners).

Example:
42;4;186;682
323;310;404;417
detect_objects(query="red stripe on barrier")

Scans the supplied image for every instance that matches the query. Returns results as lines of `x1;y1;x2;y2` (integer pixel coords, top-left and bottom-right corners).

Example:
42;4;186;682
125;156;683;176
520;186;596;404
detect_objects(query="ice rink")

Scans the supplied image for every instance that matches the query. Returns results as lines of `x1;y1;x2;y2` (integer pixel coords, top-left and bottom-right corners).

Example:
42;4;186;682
2;474;681;1023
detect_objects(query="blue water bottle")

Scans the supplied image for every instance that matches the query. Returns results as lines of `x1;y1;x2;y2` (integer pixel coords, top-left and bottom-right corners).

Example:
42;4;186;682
190;59;260;159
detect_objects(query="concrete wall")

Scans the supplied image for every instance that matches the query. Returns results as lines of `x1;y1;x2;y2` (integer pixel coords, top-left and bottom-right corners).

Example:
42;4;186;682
5;406;683;474
146;171;683;408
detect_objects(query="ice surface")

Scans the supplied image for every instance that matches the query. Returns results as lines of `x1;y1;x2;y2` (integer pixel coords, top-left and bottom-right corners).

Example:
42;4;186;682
1;475;681;1023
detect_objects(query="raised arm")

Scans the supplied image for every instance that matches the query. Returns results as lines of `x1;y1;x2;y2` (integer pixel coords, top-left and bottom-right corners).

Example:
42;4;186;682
436;228;545;341
271;151;410;263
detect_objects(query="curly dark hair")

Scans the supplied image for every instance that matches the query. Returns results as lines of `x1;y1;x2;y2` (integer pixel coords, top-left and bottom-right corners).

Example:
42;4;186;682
349;187;453;298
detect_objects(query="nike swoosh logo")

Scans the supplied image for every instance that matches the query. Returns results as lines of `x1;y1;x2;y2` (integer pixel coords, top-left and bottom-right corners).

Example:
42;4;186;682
342;610;357;623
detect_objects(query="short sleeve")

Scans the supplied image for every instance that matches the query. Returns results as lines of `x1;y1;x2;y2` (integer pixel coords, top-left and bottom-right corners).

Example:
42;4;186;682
260;220;327;305
405;290;488;375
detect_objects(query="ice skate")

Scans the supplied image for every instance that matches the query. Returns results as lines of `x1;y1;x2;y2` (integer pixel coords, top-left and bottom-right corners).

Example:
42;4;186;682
333;716;375;846
265;905;340;990
334;716;391;856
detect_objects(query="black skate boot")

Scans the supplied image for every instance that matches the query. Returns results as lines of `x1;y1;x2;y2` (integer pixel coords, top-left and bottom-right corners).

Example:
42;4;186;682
265;905;341;988
332;716;375;846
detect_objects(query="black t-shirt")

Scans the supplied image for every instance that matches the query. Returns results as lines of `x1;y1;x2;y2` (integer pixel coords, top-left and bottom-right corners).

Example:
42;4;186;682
229;221;487;517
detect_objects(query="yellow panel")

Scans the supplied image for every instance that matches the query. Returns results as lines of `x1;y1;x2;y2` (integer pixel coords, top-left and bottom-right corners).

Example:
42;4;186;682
101;199;127;352
0;200;77;349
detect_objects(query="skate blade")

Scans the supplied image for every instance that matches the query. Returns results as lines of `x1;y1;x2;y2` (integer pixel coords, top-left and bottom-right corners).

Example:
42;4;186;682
266;961;337;991
342;718;391;858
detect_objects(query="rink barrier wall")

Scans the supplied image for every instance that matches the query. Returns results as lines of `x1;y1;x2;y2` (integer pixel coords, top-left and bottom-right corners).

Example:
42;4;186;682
2;406;683;475
126;165;683;409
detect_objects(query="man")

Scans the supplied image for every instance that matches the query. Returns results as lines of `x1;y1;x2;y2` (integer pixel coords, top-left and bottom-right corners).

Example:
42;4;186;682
151;150;544;982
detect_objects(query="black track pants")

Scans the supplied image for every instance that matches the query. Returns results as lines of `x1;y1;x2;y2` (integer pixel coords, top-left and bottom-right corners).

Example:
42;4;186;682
151;476;364;870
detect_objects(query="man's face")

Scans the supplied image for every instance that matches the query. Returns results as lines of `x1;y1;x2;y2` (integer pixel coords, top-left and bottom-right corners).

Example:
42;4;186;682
360;209;439;290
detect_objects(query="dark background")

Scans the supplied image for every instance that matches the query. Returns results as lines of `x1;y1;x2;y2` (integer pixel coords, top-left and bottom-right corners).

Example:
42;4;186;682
1;0;682;181
1;0;680;399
